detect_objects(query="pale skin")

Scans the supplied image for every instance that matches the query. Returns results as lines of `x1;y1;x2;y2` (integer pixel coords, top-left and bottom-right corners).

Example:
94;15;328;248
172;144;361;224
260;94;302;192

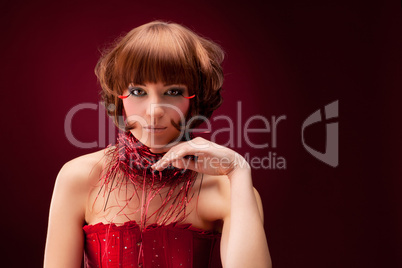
44;82;272;268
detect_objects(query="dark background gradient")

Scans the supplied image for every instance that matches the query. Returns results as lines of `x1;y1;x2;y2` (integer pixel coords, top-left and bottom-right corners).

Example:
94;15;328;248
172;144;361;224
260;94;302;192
1;0;401;267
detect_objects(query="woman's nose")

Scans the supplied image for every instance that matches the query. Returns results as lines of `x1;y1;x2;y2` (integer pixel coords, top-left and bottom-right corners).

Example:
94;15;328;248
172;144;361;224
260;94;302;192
145;97;165;118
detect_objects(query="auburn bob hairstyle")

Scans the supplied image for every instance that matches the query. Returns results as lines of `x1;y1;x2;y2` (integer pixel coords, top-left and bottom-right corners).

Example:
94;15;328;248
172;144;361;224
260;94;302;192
95;20;225;130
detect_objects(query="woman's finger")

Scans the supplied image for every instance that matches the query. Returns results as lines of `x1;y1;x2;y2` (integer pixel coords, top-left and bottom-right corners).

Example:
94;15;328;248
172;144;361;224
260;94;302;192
153;150;186;170
152;142;203;170
171;158;198;172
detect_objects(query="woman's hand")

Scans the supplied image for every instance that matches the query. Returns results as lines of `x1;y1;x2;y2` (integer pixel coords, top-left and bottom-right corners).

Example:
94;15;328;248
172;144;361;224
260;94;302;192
151;137;250;176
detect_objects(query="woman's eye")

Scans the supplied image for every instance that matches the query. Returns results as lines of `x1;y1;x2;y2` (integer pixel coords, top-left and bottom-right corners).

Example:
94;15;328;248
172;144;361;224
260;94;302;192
129;88;146;96
166;89;183;96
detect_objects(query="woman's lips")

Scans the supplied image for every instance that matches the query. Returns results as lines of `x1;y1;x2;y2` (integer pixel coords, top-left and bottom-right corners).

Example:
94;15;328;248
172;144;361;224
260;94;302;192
143;126;167;133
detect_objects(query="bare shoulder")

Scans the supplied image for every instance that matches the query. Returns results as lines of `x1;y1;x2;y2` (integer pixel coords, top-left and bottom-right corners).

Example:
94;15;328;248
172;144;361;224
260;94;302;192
55;147;112;190
195;173;264;224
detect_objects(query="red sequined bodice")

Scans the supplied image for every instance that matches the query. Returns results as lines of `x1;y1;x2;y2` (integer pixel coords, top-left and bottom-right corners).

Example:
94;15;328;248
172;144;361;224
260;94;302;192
83;221;222;268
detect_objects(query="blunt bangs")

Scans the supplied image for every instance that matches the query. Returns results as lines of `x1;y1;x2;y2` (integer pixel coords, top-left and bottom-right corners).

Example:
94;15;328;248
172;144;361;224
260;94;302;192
115;23;199;94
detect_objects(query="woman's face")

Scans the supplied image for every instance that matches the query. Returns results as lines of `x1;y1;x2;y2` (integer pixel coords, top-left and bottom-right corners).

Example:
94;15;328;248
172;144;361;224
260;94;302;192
122;81;191;152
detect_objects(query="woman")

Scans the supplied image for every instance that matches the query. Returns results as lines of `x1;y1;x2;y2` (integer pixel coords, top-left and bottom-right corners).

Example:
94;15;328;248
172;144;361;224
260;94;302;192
44;20;271;268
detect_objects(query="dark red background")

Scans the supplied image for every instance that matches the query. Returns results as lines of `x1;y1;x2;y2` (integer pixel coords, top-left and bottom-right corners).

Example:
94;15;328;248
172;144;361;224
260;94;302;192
1;0;401;267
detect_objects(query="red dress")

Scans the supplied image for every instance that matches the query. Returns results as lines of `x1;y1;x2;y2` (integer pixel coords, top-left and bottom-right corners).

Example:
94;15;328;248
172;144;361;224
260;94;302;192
83;221;222;268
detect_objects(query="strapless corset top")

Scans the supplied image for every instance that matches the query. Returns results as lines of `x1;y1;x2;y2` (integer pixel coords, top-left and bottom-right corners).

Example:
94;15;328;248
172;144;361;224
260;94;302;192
83;220;222;268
